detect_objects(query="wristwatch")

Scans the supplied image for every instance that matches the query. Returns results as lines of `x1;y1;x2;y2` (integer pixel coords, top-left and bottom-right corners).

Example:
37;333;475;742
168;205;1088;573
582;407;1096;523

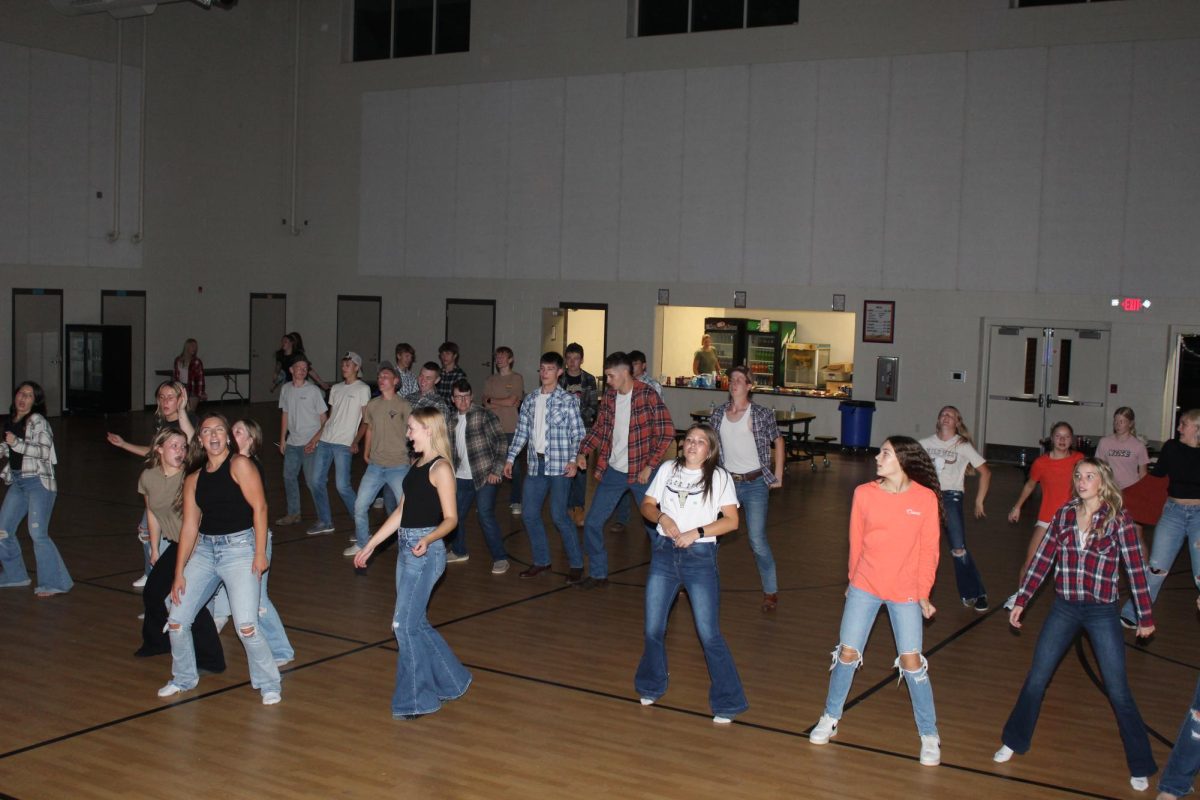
696;526;705;537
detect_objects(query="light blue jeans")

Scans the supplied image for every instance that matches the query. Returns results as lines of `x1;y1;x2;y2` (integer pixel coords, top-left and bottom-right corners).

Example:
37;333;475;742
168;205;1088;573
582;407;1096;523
735;477;777;594
522;456;582;569
0;475;72;594
823;585;937;736
207;533;294;664
309;441;357;526
1159;674;1200;798
391;528;472;717
354;463;410;548
167;529;281;697
1121;500;1200;623
283;444;319;517
635;536;747;717
583;466;651;580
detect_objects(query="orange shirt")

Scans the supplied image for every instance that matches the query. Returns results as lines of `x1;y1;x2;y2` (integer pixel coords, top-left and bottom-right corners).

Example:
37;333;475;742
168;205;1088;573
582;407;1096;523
1029;451;1085;523
848;481;941;603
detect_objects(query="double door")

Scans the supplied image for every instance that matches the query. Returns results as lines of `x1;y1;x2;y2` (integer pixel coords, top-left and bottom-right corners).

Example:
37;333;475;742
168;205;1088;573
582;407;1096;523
984;324;1109;458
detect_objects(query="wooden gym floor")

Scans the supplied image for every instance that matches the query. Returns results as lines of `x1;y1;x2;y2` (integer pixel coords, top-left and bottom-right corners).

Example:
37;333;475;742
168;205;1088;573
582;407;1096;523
1;403;1196;799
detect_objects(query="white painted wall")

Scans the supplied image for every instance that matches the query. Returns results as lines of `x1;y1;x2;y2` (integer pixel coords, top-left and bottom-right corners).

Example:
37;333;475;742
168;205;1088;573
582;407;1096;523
0;0;1197;447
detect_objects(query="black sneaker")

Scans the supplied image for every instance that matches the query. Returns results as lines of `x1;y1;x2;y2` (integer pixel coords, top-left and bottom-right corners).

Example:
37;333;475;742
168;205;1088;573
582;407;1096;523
1119;616;1137;630
974;595;989;612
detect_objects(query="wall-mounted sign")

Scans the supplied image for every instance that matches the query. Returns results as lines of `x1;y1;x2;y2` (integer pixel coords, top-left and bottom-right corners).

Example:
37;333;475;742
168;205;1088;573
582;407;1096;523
862;300;895;343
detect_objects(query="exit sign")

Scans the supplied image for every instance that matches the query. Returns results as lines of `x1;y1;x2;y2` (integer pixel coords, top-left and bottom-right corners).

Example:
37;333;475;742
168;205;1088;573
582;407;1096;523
1111;297;1151;312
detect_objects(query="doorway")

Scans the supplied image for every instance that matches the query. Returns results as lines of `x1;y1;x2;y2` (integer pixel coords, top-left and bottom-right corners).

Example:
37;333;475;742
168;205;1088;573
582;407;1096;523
101;290;147;409
982;322;1110;463
560;303;608;378
12;289;64;416
1166;329;1200;437
249;293;286;402
337;295;382;379
445;299;496;381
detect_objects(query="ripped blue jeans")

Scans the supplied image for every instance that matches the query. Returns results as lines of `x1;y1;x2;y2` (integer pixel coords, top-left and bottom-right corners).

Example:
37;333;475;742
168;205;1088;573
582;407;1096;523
822;585;937;737
942;491;986;603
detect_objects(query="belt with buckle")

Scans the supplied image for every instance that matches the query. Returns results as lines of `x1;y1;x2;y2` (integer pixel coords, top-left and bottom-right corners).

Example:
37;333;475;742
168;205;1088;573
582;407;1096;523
731;469;763;483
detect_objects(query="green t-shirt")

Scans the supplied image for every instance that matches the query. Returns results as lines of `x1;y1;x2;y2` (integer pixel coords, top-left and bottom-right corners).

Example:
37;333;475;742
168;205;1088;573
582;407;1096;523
694;348;719;374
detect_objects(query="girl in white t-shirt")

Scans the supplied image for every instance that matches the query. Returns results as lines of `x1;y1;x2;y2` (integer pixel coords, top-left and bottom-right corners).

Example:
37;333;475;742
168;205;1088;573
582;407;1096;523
636;423;747;724
919;406;992;611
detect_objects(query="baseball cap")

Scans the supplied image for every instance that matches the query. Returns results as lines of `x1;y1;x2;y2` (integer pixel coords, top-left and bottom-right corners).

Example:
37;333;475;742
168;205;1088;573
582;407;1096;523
377;360;399;377
342;351;362;368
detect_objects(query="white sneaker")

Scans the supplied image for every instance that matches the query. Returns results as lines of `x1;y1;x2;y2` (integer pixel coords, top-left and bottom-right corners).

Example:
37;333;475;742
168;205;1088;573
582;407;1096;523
809;714;839;744
372;497;384;509
491;559;510;575
1130;776;1149;792
262;691;282;705
445;551;469;563
132;574;148;589
993;745;1014;763
306;522;335;535
157;682;188;698
510;503;522;516
1003;592;1018;611
343;544;362;557
919;735;940;766
640;697;655;706
713;715;732;724
214;615;228;634
136;612;145;620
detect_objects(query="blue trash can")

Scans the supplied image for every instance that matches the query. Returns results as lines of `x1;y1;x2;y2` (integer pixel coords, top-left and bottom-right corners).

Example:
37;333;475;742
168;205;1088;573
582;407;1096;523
838;400;876;449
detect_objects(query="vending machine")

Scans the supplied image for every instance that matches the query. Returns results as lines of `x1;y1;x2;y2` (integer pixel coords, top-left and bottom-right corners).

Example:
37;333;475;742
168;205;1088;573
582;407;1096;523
703;318;746;374
743;320;796;388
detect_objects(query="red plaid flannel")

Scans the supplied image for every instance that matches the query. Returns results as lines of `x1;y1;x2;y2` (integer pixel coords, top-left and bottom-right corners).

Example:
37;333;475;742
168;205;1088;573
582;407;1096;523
1014;500;1155;626
579;381;673;484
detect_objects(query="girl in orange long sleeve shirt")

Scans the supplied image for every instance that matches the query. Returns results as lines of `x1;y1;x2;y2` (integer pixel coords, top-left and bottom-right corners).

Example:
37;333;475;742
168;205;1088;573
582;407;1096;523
809;436;944;767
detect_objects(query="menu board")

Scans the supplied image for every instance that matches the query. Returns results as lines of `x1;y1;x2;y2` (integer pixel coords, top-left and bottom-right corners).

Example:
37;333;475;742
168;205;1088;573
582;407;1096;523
862;300;895;344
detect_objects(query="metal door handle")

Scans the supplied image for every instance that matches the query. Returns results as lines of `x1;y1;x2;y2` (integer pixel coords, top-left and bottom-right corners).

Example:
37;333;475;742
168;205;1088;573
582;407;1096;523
988;394;1039;404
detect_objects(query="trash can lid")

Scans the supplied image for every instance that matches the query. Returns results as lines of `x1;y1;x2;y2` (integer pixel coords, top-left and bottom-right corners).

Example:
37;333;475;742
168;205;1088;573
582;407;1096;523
838;400;877;409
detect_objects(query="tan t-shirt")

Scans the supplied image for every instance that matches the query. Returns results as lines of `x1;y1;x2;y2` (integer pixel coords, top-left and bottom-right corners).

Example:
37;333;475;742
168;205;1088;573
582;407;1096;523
364;394;413;466
483;372;525;434
138;467;185;543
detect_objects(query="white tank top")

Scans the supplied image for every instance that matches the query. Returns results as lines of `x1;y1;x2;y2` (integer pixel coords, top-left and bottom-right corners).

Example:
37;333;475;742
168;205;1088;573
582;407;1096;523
720;410;760;474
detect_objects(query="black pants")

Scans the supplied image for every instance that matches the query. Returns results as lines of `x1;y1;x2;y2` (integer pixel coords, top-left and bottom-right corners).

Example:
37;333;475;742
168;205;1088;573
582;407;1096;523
136;542;226;673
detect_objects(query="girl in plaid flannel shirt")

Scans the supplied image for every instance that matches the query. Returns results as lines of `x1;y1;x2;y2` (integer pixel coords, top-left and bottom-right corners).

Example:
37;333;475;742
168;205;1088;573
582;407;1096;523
994;458;1157;791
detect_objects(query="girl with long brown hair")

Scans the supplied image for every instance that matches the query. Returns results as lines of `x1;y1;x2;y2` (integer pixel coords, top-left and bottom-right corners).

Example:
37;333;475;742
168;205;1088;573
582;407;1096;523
637;423;746;723
809;436;943;767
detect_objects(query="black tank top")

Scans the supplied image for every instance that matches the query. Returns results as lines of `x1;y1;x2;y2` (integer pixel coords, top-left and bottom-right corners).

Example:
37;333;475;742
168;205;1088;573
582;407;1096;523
195;455;254;535
401;456;444;528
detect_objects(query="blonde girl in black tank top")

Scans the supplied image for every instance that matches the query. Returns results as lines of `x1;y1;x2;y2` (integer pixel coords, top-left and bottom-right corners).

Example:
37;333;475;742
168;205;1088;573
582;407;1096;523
355;407;472;718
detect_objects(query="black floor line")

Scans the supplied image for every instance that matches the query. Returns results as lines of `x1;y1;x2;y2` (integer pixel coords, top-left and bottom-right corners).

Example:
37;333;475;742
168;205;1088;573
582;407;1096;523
8;546;1150;799
0;637;392;762
1126;640;1200;673
841;602;1005;714
1074;638;1174;749
0;556;600;761
462;662;1121;800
